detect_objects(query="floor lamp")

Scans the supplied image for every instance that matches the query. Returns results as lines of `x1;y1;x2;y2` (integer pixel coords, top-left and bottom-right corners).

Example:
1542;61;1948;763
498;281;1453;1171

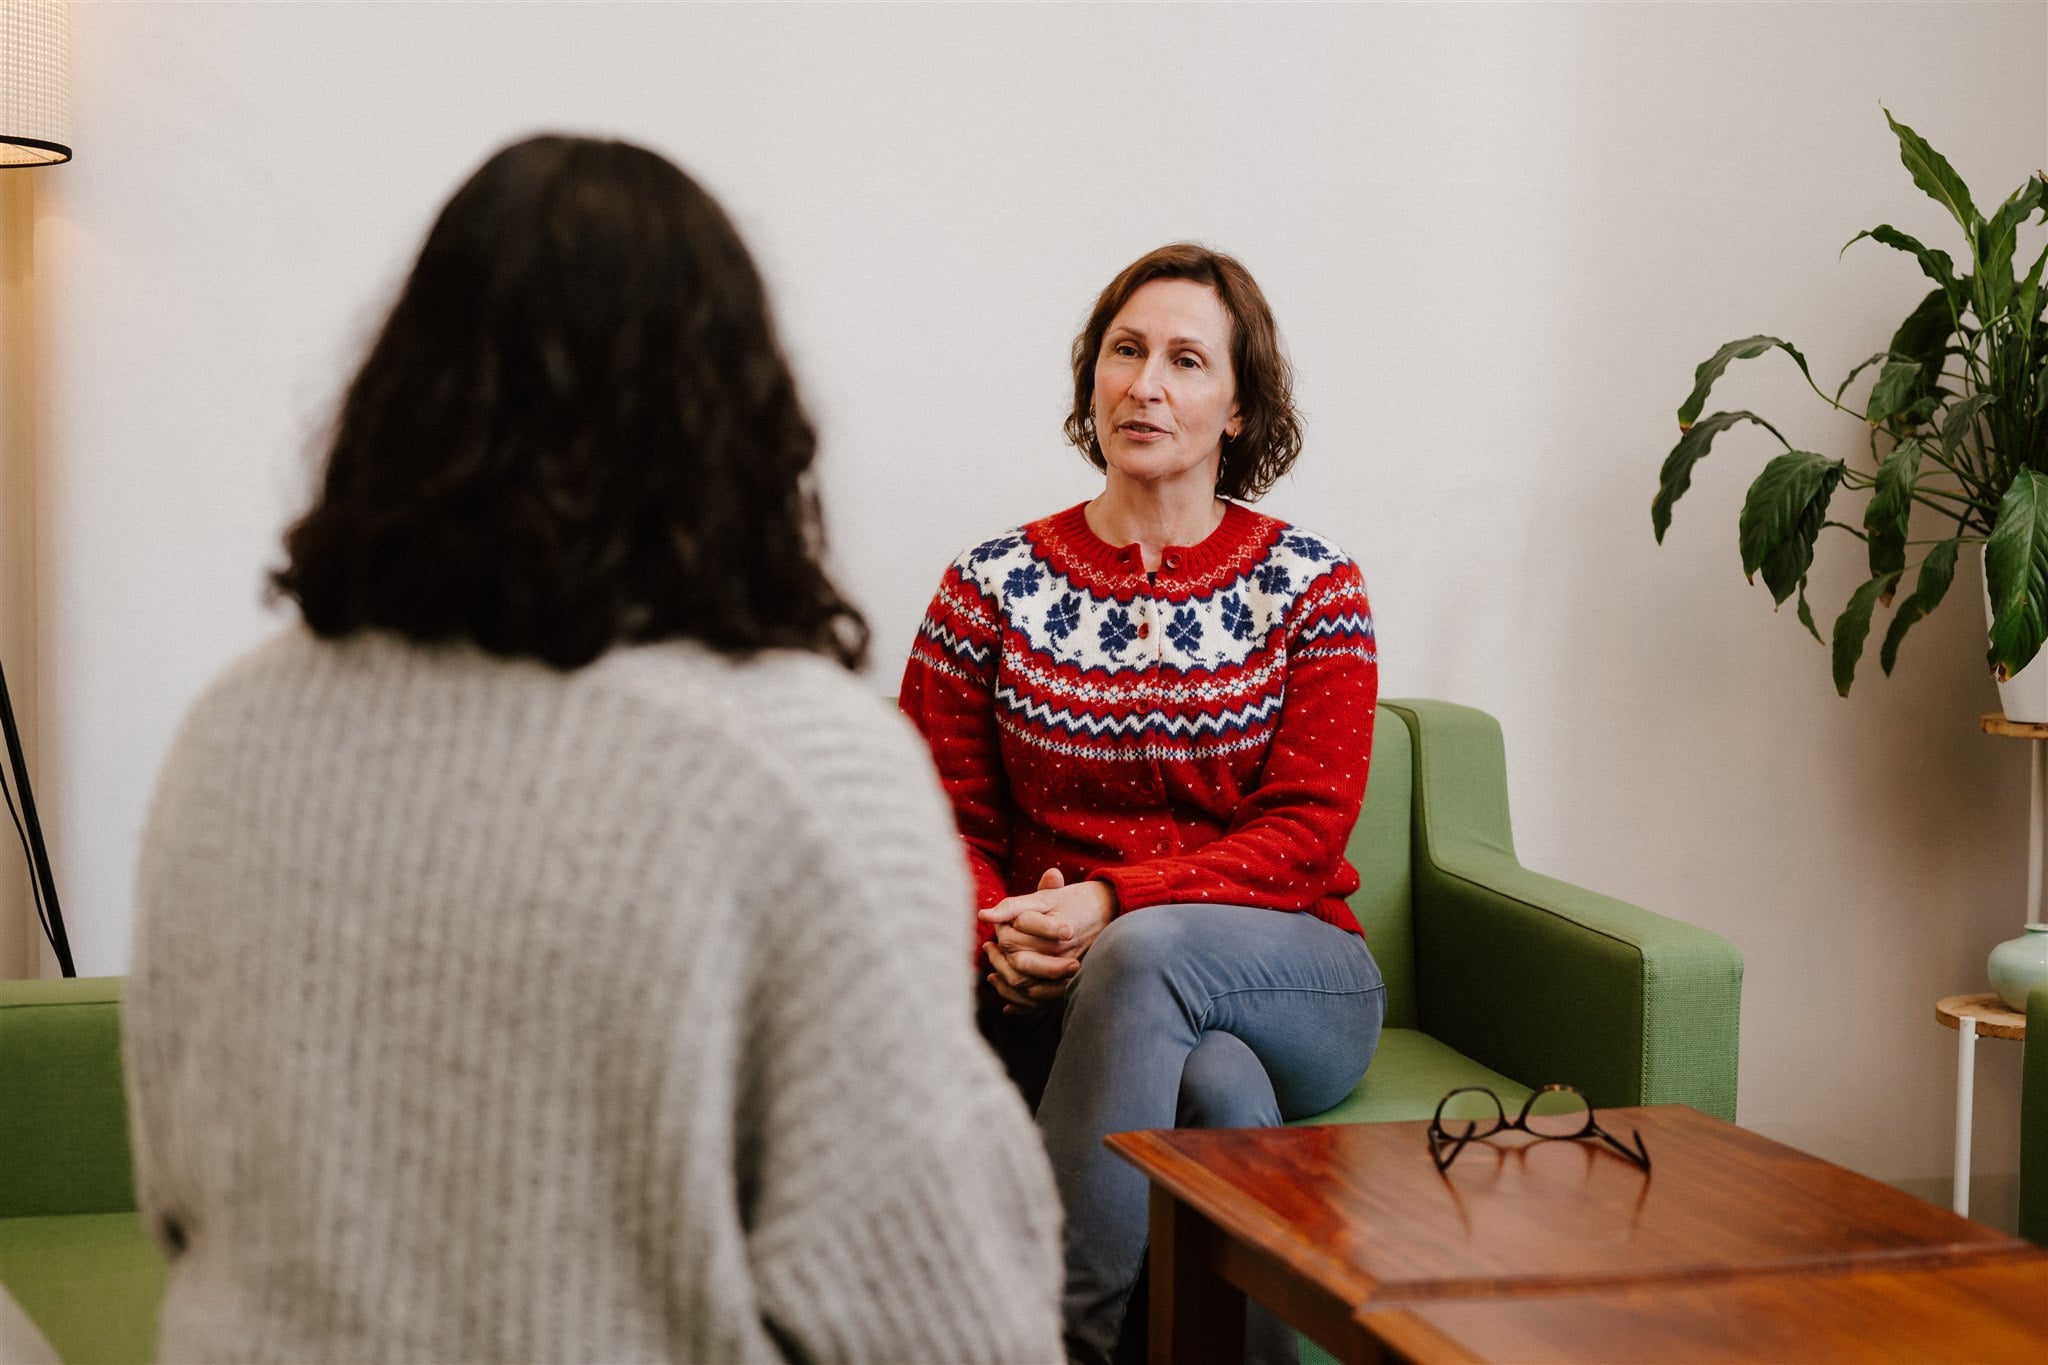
0;658;67;974
2;0;73;976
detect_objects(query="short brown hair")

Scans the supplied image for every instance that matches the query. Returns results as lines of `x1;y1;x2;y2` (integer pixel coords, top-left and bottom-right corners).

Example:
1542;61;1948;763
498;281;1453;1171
1063;243;1302;501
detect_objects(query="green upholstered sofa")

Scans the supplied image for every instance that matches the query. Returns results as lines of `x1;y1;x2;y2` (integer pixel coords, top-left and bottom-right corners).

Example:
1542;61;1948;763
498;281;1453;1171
0;700;1744;1363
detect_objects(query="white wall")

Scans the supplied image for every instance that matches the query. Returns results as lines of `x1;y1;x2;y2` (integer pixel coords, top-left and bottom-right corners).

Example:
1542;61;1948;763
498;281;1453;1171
33;1;2046;1191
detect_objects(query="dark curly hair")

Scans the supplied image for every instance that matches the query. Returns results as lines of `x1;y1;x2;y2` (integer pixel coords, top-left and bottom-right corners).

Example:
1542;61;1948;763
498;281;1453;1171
272;135;868;671
1063;243;1302;501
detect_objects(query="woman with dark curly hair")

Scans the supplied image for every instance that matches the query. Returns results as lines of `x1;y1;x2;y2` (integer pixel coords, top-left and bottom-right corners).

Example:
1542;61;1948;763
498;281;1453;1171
901;243;1387;1364
123;136;1062;1365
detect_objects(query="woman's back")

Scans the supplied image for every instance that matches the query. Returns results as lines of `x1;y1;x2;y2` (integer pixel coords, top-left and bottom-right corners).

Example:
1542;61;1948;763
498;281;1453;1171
126;630;1060;1363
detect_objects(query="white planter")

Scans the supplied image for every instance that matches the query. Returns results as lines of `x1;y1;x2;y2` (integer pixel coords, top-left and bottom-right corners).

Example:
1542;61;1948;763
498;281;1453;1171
1984;546;2048;722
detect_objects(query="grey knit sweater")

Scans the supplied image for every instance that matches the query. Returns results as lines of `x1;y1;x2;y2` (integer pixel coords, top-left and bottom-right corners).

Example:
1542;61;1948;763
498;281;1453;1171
124;630;1064;1364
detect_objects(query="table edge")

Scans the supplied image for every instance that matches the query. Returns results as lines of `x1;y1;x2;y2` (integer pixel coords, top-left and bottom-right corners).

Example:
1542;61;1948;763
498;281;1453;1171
1106;1129;1383;1304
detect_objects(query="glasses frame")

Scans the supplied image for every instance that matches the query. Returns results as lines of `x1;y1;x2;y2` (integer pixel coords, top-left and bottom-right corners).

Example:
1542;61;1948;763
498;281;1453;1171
1427;1083;1652;1175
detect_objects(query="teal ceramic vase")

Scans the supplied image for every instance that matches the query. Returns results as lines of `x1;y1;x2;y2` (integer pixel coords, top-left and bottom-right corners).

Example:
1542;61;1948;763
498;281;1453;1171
1988;923;2048;1010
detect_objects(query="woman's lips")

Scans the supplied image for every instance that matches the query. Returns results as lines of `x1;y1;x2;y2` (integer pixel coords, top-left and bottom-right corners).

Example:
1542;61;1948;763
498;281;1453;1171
1119;422;1168;440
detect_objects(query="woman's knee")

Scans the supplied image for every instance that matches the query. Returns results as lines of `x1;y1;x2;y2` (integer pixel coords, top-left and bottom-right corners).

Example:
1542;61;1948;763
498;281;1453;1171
1079;907;1192;988
1177;1031;1280;1129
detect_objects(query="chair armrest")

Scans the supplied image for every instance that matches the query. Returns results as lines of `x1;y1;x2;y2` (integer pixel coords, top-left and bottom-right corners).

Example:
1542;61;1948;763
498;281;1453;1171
0;978;138;1217
1385;700;1743;1120
2023;982;2048;1247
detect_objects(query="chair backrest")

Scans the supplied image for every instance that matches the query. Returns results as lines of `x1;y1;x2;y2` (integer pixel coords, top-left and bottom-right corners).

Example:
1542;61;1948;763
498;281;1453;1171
0;976;138;1218
1346;708;1417;1029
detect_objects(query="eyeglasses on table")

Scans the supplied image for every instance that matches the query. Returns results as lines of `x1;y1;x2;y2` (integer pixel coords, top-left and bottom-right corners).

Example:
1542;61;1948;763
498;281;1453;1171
1427;1083;1652;1175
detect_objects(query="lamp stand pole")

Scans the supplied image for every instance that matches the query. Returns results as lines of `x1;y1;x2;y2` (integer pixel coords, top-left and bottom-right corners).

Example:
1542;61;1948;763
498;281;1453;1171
0;652;69;976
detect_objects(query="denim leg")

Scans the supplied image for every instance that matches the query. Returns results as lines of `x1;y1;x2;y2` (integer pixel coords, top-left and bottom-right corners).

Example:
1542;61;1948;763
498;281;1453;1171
1176;1030;1281;1129
1174;1030;1302;1365
1038;905;1386;1365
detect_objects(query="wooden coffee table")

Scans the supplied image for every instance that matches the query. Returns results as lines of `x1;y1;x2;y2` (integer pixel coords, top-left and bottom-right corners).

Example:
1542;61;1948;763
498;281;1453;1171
1105;1105;2034;1364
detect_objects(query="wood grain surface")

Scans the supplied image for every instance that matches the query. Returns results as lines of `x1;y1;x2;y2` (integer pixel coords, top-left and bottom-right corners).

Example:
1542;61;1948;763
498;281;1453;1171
1106;1106;2021;1304
1356;1252;2048;1363
1107;1105;2035;1362
1980;711;2048;740
1937;991;2029;1041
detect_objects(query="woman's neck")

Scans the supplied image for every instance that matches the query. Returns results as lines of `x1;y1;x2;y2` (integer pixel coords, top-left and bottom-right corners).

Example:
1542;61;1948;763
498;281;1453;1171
1085;475;1226;573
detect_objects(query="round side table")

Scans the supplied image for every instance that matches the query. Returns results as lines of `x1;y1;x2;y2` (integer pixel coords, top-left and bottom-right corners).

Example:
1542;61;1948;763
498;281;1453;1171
1961;714;2048;1218
1935;992;2027;1217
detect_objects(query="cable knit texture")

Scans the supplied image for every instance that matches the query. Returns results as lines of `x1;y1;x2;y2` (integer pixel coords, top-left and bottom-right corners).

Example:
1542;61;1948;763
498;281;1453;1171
124;630;1064;1364
900;502;1378;951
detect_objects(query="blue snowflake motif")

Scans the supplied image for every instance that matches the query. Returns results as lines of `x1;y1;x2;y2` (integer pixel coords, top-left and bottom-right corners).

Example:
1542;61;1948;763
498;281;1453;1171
1254;562;1293;595
1218;593;1255;641
1097;607;1137;655
1281;533;1331;563
1044;592;1082;642
1004;564;1043;598
969;534;1023;566
1165;606;1203;653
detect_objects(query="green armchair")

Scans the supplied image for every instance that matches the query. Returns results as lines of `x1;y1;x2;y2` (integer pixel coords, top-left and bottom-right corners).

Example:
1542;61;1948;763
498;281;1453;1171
0;977;164;1364
1299;699;1743;1126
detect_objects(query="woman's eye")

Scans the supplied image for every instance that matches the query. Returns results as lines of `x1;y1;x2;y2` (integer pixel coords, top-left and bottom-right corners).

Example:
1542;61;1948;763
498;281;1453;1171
1176;354;1202;369
1112;343;1140;358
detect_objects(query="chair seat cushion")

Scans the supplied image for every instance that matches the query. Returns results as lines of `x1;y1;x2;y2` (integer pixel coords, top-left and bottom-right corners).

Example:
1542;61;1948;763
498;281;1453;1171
0;1212;165;1364
1292;1028;1534;1126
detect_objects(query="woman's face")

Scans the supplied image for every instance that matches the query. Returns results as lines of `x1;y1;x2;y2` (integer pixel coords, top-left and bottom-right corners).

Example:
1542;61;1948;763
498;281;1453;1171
1091;278;1242;496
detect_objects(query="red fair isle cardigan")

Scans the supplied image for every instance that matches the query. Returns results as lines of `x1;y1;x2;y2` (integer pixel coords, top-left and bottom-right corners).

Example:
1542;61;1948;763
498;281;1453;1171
900;501;1377;954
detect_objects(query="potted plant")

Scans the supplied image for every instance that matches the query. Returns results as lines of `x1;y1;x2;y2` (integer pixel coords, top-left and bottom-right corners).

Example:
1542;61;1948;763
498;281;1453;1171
1653;111;2048;706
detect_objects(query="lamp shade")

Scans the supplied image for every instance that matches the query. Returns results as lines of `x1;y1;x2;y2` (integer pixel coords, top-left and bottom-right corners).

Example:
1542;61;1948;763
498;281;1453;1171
1;0;69;167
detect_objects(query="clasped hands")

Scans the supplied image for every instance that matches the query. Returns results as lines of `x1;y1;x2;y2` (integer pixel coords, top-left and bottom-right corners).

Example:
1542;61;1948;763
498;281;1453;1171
980;869;1114;1015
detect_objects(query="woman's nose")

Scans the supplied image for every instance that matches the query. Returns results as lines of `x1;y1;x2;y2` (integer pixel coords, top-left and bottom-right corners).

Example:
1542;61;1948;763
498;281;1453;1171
1127;355;1168;398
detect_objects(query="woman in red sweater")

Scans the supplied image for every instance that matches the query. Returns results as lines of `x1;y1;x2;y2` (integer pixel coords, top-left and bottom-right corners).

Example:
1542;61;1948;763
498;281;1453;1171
901;243;1385;1365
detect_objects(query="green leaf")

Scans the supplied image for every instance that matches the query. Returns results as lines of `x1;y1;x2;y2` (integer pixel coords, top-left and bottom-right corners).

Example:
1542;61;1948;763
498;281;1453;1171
1844;225;1962;304
1865;438;1923;582
1833;571;1903;696
1739;451;1844;604
1880;537;1962;674
1833;350;1894;407
1886;108;1981;234
1866;359;1925;425
1978;177;2045;320
1888;288;1955;392
1900;394;1945;428
1987;175;2045;245
1977;264;2012;326
1987;470;2048;680
1795;578;1823;645
1677;337;1814;429
1652;409;1785;541
2019;240;2048;330
1941;391;1997;456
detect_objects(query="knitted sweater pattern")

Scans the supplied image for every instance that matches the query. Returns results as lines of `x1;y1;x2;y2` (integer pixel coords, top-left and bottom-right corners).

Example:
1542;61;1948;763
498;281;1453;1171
124;630;1063;1364
901;502;1378;945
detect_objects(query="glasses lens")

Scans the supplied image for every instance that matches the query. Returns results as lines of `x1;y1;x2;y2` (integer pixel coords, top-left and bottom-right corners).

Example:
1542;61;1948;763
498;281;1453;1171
1435;1088;1504;1139
1523;1086;1592;1138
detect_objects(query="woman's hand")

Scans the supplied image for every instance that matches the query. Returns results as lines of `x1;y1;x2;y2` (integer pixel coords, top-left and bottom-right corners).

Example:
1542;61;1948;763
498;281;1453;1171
980;870;1115;1014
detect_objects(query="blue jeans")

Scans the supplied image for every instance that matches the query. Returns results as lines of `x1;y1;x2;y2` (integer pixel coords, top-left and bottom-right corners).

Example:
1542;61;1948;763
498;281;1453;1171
983;904;1386;1365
